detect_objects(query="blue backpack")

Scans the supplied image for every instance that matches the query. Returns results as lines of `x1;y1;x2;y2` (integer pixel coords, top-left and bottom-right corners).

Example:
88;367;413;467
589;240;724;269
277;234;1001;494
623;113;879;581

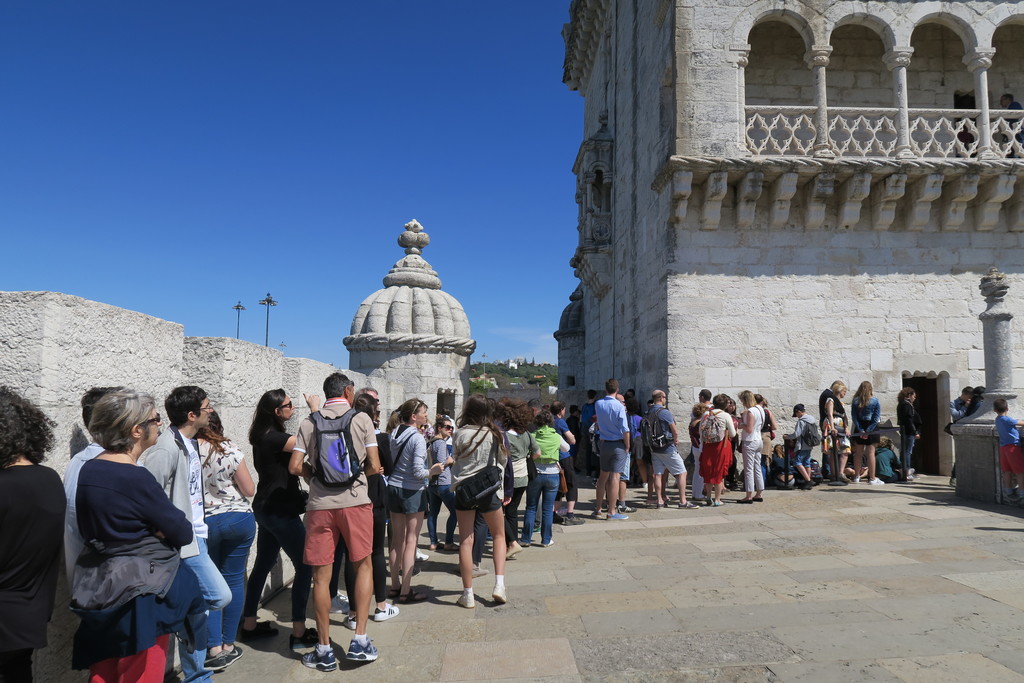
309;409;361;489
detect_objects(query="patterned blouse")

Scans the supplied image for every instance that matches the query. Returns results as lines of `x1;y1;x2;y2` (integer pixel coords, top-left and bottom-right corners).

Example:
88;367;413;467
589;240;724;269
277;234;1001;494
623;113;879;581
200;440;253;516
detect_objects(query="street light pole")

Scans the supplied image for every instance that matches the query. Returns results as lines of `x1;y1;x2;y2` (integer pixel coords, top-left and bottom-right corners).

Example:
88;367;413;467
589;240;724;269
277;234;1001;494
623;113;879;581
232;301;246;339
258;293;277;347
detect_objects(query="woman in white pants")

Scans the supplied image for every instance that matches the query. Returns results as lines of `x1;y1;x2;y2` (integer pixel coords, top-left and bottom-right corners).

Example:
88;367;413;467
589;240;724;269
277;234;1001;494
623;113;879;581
737;391;765;503
688;403;707;502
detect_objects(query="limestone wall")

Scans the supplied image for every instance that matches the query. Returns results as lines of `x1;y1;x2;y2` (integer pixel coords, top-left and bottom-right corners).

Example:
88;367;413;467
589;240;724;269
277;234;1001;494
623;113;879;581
0;291;408;681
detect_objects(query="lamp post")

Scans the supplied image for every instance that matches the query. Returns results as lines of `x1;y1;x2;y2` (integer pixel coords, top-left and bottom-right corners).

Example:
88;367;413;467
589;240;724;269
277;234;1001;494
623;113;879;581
232;301;246;339
258;293;277;347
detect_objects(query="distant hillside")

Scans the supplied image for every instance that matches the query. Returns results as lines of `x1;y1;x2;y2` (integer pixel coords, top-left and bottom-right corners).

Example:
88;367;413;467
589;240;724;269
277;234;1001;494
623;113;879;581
470;361;558;392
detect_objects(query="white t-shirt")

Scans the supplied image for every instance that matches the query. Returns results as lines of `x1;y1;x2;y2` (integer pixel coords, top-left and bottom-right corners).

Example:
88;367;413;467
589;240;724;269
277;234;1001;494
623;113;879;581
181;436;209;539
742;406;764;444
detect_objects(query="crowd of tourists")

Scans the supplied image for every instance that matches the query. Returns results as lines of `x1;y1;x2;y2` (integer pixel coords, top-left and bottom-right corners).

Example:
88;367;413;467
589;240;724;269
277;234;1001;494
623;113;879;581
0;372;993;681
0;374;583;681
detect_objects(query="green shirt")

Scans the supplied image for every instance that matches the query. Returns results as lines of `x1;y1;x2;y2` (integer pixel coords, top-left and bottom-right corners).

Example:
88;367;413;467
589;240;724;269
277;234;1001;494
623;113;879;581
533;426;562;465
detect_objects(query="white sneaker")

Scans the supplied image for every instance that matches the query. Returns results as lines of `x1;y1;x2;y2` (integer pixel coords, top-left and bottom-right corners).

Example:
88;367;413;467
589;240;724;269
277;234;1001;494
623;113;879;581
456;593;475;609
852;477;861;483
868;478;885;486
330;595;349;614
372;603;399;622
415;549;429;562
491;585;507;604
342;615;356;630
907;468;916;478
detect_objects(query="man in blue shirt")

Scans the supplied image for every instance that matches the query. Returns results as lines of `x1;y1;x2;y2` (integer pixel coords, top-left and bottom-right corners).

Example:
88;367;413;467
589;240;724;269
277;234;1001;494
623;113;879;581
593;378;631;520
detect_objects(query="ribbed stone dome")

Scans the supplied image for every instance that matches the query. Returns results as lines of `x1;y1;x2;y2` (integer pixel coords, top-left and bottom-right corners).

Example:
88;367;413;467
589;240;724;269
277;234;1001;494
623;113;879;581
344;220;476;356
554;286;584;340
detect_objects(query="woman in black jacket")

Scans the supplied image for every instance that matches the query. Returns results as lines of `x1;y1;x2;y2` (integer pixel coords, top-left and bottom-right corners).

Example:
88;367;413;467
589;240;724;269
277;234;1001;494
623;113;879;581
896;387;922;481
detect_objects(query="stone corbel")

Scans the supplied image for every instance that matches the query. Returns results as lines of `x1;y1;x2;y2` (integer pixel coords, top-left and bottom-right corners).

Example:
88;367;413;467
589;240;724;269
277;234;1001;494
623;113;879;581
701;171;729;231
1007;190;1024;232
671;170;693;224
735;171;763;228
941;174;980;231
872;173;906;231
904;173;944;230
838;172;871;228
804;172;835;230
973;174;1016;231
769;172;798;228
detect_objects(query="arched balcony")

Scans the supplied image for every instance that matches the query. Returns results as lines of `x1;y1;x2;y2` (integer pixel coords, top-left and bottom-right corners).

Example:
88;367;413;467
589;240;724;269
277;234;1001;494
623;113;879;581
742;10;1024;159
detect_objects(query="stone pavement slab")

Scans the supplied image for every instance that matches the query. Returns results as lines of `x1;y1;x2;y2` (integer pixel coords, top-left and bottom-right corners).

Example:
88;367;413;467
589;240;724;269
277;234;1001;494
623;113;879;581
193;477;1024;683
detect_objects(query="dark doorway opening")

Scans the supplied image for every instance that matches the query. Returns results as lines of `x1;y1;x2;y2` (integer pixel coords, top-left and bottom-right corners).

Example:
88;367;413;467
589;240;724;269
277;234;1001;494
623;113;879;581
437;390;456;418
902;376;940;474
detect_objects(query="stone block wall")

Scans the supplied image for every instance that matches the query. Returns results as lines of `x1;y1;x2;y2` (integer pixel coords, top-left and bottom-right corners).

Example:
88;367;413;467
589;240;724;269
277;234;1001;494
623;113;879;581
0;291;409;680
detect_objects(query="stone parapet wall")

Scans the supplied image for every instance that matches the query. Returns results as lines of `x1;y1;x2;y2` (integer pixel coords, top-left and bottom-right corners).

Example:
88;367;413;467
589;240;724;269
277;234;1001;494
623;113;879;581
0;291;407;681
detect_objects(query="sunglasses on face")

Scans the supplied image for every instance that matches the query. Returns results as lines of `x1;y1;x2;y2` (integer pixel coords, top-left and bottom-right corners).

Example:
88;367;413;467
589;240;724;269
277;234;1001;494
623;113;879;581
139;414;163;428
279;401;293;410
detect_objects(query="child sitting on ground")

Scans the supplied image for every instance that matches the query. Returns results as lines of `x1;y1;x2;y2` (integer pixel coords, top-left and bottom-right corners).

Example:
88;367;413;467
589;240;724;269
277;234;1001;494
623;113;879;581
874;436;902;483
995;398;1024;502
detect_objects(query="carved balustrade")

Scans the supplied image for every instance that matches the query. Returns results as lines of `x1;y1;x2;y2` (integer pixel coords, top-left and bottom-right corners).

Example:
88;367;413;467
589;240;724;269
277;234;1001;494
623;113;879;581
745;106;1024;159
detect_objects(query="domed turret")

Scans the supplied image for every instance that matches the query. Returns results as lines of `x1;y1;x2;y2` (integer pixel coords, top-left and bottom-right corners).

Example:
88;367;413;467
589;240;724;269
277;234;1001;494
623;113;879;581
344;220;474;416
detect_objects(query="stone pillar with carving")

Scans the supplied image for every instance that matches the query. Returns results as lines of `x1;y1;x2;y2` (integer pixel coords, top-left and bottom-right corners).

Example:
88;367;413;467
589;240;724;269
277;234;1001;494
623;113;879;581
806;45;834;159
883;47;914;159
965;48;998;160
952;268;1021;504
730;43;751;156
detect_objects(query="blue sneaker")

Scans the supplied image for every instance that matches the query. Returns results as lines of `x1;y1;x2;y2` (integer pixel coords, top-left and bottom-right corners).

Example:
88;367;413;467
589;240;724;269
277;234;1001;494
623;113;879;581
301;647;337;672
608;512;629;520
346;638;379;662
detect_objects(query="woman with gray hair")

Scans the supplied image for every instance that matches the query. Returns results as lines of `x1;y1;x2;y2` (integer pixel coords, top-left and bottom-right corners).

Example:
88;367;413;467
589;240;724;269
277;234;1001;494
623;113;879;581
71;390;204;681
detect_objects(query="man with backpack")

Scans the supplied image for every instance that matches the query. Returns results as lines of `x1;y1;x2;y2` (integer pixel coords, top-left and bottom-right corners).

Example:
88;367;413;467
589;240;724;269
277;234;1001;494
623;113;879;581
787;404;821;490
643;390;697;508
289;373;381;672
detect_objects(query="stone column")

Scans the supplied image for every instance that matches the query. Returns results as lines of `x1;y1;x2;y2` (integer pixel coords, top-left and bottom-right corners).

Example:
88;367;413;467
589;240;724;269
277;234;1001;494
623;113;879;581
978;268;1017;411
730;43;751;156
965;48;998;160
884;47;914;159
952;268;1020;503
806;45;834;159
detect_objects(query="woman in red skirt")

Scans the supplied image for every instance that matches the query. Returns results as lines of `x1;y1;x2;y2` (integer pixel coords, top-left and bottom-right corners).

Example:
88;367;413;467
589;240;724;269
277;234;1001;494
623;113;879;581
698;394;737;506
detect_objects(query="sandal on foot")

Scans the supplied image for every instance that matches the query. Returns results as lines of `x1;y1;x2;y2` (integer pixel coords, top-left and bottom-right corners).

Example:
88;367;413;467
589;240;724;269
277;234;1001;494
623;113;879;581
398;591;429;604
387;588;400;599
679;501;698;509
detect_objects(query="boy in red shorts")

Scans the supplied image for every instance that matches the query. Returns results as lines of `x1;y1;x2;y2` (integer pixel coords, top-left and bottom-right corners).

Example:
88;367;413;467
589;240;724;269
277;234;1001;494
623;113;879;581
994;398;1024;502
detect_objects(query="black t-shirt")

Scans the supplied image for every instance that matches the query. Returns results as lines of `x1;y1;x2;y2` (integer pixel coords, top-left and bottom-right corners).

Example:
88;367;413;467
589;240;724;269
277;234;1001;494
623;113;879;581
0;464;65;650
252;429;304;514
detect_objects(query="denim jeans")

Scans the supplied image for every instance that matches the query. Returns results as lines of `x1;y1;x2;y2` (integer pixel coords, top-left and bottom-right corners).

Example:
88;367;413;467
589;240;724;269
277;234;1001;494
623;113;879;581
181;536;232;682
426;484;457;545
205;511;256;648
901;431;916;476
243;507;312;624
521;473;559;545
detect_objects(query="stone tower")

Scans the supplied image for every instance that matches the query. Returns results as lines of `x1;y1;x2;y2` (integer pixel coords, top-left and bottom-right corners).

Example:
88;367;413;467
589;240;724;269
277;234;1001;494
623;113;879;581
558;0;1024;475
345;220;475;417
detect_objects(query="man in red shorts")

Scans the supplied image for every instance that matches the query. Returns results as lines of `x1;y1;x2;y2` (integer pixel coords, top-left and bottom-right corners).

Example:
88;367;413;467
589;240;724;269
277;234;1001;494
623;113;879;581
289;373;381;671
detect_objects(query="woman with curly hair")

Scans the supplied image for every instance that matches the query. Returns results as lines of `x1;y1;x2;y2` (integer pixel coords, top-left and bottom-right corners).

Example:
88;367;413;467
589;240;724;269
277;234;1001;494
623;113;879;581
0;387;65;683
499;400;538;559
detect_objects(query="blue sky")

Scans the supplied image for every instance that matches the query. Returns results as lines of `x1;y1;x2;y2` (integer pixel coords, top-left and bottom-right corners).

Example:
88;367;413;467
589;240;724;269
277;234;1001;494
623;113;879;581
1;2;581;365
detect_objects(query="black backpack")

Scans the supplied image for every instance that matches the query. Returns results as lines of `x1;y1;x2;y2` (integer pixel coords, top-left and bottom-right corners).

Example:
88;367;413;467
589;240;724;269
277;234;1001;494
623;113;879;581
801;421;822;447
641;407;673;451
309;409;361;489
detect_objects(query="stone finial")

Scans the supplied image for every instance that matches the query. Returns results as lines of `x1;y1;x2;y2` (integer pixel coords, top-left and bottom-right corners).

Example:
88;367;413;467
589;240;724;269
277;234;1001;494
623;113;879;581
399;219;430;255
382;220;441;289
980;267;1008;303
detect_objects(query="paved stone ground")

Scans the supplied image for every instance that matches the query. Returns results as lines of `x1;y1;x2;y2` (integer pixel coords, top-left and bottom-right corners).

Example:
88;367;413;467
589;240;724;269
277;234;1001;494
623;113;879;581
217;476;1024;682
